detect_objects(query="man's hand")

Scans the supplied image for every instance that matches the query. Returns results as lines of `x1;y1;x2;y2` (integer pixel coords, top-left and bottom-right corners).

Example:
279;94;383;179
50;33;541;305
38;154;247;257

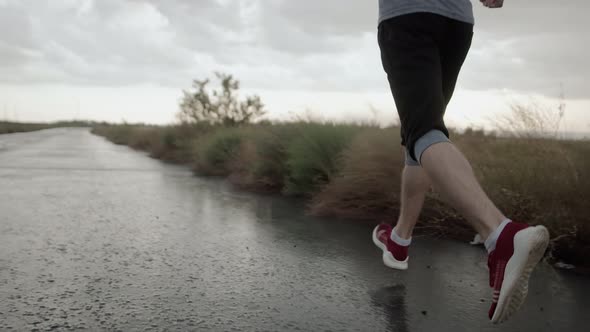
480;0;504;8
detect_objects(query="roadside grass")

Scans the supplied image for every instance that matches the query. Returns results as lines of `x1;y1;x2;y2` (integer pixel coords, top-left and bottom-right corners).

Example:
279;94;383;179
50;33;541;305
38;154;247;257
92;122;590;268
1;121;97;135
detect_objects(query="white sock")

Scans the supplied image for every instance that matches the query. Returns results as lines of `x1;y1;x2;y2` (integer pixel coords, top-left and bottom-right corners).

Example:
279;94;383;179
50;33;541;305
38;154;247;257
391;227;412;246
484;219;511;253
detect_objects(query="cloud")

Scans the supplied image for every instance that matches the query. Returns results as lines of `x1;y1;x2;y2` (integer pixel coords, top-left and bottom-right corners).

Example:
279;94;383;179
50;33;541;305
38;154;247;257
269;0;375;36
467;1;590;98
0;0;587;99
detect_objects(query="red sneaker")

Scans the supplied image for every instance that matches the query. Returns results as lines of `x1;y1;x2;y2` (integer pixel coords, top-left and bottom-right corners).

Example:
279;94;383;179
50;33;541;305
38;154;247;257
372;223;409;270
487;222;549;323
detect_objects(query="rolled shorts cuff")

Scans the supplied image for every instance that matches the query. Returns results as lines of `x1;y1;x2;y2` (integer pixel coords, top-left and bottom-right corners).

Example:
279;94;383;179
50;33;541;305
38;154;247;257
414;129;450;165
404;148;420;166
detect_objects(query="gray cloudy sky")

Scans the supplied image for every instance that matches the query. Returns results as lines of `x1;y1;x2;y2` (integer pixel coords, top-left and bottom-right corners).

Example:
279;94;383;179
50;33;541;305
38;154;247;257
0;0;588;131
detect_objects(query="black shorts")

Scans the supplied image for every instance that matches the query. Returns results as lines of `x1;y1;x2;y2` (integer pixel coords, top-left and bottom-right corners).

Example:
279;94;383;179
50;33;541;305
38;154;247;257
378;12;473;161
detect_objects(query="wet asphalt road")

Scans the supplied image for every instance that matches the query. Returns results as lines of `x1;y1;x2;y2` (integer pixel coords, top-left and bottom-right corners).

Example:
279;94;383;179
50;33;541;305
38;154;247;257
0;128;588;331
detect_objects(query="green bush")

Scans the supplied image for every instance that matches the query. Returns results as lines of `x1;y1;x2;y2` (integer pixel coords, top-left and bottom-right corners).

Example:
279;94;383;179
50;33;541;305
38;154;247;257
247;124;296;190
283;123;363;196
193;128;244;176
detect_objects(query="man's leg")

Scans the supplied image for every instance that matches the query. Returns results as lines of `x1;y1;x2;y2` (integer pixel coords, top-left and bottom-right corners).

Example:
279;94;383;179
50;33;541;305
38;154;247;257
407;17;549;323
417;140;504;239
394;154;431;239
377;12;549;323
414;16;503;240
372;149;431;269
374;13;448;270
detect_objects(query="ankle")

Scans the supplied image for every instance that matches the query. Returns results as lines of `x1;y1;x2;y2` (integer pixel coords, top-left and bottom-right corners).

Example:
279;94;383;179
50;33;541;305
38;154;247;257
392;225;413;241
391;226;412;247
484;218;511;253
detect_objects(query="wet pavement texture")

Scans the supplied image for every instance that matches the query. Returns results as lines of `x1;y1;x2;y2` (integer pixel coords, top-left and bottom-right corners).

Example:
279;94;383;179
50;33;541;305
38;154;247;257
1;128;588;331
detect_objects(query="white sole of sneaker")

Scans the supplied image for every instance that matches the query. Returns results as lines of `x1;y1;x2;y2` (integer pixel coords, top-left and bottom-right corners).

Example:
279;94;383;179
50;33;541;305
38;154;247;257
372;226;409;270
491;225;550;324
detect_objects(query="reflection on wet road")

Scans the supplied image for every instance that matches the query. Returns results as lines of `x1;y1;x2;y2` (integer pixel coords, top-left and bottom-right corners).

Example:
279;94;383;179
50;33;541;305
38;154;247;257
1;128;588;331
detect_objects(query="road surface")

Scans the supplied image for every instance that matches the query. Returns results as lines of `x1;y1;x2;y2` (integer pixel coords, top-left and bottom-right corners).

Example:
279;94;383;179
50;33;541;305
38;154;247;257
0;128;588;331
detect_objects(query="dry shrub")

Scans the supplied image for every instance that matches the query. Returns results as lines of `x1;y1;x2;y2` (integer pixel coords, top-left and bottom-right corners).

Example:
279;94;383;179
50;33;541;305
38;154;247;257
457;137;585;227
457;135;590;266
127;127;160;150
309;128;403;218
490;101;565;138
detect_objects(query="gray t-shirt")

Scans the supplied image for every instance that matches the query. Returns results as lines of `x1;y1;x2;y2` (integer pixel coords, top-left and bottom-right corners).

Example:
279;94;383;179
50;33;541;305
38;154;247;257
379;0;474;24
